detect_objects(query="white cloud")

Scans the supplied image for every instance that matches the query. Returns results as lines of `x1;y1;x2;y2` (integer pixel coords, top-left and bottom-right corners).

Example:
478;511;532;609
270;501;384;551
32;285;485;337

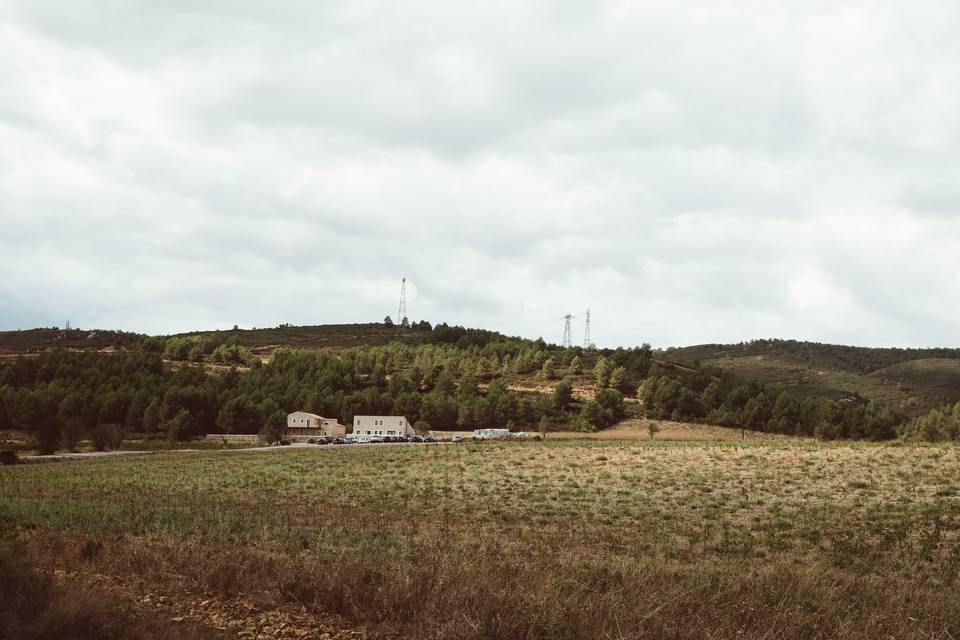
1;1;959;347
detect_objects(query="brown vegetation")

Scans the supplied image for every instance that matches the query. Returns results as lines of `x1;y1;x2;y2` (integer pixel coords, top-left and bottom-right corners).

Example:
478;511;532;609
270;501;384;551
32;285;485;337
4;441;960;638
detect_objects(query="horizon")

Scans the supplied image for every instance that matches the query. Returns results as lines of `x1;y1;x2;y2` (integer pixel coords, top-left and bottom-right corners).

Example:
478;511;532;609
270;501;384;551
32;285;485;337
3;319;957;353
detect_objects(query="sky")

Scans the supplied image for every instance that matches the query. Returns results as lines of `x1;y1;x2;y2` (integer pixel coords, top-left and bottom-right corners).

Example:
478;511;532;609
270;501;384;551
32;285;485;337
2;1;959;348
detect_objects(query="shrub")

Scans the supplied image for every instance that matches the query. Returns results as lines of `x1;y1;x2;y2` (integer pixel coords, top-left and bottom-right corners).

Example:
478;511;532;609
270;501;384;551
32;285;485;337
90;424;125;451
414;420;432;435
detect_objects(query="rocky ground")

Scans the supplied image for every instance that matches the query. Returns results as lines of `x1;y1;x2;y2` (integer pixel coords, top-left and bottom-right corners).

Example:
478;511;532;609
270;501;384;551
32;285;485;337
48;569;378;640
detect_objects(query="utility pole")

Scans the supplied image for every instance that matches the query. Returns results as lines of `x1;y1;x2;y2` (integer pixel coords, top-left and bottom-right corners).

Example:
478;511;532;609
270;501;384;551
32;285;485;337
396;277;407;334
583;309;591;349
562;313;573;348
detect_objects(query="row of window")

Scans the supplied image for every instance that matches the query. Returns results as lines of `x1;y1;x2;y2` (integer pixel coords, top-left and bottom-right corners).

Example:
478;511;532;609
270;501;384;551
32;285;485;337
354;418;406;426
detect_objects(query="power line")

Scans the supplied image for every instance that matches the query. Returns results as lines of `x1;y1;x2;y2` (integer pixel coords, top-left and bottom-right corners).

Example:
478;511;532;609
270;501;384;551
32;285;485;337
561;313;573;348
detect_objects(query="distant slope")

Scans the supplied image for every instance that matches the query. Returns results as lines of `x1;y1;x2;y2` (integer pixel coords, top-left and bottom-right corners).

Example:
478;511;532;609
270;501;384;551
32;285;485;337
667;341;960;417
0;328;144;353
171;323;432;354
666;339;960;374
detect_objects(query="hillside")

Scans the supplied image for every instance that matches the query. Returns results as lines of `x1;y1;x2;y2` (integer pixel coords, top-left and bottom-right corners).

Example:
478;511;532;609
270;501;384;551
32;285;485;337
666;340;960;416
171;323;434;354
0;327;144;354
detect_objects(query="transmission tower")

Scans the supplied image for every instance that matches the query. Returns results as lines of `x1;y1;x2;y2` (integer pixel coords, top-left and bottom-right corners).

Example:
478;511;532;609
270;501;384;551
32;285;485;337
396;277;407;333
561;313;573;348
583;309;591;349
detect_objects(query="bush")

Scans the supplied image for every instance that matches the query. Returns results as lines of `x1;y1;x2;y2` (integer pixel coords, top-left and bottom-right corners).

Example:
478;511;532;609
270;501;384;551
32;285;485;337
414;420;432;435
90;424;125;451
35;416;63;455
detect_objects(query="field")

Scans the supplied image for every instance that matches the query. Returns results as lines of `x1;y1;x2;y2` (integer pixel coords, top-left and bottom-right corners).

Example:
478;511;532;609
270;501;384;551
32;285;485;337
2;440;960;639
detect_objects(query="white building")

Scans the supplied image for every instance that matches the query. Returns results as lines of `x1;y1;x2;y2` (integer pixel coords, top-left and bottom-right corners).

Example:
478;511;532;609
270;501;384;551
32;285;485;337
352;415;415;437
285;411;346;441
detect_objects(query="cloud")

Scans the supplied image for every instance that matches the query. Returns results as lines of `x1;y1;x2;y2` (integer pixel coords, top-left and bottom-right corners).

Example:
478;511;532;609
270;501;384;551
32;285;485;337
1;1;959;347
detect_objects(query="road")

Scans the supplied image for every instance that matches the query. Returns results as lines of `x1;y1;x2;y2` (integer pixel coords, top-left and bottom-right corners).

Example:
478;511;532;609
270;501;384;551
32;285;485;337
18;441;448;464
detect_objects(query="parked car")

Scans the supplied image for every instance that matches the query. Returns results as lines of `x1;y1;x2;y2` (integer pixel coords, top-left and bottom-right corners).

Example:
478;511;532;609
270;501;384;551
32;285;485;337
278;439;291;446
450;436;463;443
332;437;347;445
316;437;332;445
410;435;424;443
424;435;437;443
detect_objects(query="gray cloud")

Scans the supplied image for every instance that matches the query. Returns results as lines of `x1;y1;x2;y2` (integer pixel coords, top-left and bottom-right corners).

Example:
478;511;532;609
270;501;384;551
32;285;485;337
2;1;960;347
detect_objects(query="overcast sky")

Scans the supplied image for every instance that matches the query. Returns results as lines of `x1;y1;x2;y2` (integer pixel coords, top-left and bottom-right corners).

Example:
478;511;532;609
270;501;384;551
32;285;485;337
2;1;959;348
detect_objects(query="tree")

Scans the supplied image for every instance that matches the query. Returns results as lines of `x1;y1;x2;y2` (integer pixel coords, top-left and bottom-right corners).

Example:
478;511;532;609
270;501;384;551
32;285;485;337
435;368;456;396
540;357;557;380
216;397;260;434
596;388;625;424
610;366;632;395
163;408;193;445
414;420;432;435
538;415;549;439
90;423;125;451
35;416;63;455
647;420;661;440
553;378;574;412
142;399;161;434
383;315;394;326
580;400;607;430
458;373;479;401
163;337;195;361
594;357;613;388
259;410;285;445
569;356;583;375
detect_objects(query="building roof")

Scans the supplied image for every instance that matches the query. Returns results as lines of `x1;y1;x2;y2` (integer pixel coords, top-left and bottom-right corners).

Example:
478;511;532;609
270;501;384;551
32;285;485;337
288;411;322;419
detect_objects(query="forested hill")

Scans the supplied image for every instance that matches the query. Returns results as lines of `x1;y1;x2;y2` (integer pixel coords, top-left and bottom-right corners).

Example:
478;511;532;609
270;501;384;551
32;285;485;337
0;328;144;353
666;339;960;374
0;322;523;355
664;339;960;417
4;323;960;448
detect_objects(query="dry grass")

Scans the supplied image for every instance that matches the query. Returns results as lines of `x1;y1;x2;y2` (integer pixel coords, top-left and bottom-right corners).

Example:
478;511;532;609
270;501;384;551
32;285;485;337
3;441;960;639
547;417;795;440
0;531;214;639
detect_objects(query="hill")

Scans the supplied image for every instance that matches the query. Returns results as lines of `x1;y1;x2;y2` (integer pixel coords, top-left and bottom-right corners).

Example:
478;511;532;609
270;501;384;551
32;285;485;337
666;340;960;416
171;323;434;355
0;327;144;354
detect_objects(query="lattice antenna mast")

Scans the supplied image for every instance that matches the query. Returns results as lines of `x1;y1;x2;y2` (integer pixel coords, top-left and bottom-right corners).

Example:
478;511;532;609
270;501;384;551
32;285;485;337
396;277;407;333
583;309;591;349
561;313;573;348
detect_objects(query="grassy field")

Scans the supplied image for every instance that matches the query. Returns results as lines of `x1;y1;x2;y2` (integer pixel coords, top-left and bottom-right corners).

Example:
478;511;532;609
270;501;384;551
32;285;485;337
3;440;960;639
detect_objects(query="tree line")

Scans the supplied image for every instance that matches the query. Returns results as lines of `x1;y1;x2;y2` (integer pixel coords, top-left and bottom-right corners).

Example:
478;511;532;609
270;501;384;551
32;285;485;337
0;335;635;452
898;402;960;441
638;364;900;440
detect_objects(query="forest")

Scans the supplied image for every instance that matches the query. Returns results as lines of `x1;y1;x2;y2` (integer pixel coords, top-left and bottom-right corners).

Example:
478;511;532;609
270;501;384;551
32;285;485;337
0;322;930;453
0;323;655;453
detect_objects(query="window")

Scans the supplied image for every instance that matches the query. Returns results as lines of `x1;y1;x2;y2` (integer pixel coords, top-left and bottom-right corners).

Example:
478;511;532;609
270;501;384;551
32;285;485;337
399;419;404;426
